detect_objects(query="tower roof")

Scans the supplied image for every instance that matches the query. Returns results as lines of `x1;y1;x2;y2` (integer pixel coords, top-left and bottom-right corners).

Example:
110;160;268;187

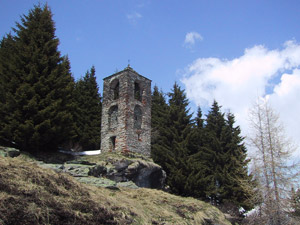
103;65;151;81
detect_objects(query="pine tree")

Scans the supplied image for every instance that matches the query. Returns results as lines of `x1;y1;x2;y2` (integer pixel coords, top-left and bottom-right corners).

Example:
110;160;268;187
0;4;75;152
151;85;171;168
186;107;205;155
203;100;227;205
0;34;18;146
165;82;193;195
201;100;255;212
73;66;102;150
219;112;255;211
185;107;209;199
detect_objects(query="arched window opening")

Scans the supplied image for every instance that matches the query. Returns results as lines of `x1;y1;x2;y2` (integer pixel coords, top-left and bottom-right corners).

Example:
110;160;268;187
109;105;118;129
134;82;142;101
110;79;119;100
134;105;142;129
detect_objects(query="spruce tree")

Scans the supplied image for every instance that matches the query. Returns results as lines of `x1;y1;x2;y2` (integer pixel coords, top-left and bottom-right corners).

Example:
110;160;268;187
73;66;102;150
0;34;18;146
185;107;210;199
220;112;255;211
151;85;171;168
0;4;75;152
165;82;193;195
204;100;227;205
204;101;255;211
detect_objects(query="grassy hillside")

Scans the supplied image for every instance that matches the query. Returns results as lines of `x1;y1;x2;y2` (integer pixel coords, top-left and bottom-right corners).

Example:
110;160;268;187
0;155;231;225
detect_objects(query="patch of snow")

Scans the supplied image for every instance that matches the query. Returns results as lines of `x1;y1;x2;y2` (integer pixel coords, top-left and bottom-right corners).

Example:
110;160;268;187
59;149;101;156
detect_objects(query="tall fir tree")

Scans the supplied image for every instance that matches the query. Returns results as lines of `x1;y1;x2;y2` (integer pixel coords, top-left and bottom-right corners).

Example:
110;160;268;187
204;100;227;205
0;4;75;152
185;107;210;199
219;112;255;211
0;34;18;146
204;101;255;211
73;66;102;150
151;85;172;168
165;82;193;195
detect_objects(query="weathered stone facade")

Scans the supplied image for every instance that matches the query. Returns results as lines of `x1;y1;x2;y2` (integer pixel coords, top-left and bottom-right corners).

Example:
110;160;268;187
101;66;151;155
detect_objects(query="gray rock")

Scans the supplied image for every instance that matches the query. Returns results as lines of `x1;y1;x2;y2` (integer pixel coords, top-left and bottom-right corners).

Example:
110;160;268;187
39;163;64;172
113;159;132;171
87;158;166;189
130;161;166;189
33;151;166;190
88;165;107;177
62;164;93;177
0;151;7;157
0;147;20;158
116;181;139;189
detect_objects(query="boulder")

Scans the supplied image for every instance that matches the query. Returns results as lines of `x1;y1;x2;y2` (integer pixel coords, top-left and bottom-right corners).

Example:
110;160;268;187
0;146;20;158
89;158;166;189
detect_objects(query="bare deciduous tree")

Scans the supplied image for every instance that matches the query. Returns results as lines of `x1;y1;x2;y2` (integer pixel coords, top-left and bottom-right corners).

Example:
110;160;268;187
247;98;300;225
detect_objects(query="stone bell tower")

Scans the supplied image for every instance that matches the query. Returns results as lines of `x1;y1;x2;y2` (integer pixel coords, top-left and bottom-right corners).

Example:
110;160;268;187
100;66;151;155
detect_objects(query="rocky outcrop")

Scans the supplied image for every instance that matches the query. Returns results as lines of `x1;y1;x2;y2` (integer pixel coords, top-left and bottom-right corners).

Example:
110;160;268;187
0;146;20;158
89;158;166;189
0;146;166;190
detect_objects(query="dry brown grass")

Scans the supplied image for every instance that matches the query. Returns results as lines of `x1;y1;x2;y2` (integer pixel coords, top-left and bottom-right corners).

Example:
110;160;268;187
0;156;129;225
98;187;231;225
0;155;231;225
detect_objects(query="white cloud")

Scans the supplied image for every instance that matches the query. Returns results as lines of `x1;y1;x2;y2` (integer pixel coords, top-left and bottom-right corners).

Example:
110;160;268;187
126;12;142;24
181;40;300;157
268;69;300;150
184;32;203;47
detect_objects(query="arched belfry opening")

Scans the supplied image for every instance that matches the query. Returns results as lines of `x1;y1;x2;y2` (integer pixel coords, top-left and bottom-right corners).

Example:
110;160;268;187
110;79;119;100
134;82;142;101
101;66;151;155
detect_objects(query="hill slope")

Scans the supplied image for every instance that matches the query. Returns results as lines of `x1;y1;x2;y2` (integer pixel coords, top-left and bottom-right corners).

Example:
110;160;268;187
0;155;231;225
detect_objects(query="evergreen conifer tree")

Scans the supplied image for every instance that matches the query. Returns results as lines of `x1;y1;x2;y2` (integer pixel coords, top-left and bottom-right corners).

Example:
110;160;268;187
185;107;210;199
74;66;102;150
204;101;255;211
204;100;227;205
151;85;171;168
0;34;18;146
0;4;75;152
165;82;193;195
219;112;255;211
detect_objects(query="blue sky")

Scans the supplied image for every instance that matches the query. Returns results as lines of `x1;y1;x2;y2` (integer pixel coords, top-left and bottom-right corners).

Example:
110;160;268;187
2;0;299;89
1;0;300;157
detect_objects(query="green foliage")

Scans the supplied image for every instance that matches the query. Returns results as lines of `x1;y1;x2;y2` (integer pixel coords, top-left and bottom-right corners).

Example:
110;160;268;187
73;66;102;150
151;86;255;212
185;107;209;199
151;85;173;172
0;4;75;152
151;83;193;195
166;82;193;195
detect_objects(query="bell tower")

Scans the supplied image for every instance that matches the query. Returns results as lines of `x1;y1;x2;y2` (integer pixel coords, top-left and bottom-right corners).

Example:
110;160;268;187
100;66;151;155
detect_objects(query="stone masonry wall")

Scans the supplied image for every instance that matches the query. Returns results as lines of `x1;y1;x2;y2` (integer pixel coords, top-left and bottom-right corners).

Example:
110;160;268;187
101;66;151;155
